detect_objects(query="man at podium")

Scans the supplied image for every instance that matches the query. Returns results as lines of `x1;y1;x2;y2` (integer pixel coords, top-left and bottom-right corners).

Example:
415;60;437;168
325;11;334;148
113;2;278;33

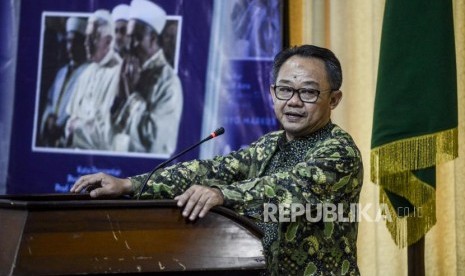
71;44;363;276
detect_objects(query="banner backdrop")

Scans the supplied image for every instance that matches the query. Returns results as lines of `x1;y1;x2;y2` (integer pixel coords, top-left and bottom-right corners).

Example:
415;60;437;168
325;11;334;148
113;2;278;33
5;0;282;194
0;0;20;194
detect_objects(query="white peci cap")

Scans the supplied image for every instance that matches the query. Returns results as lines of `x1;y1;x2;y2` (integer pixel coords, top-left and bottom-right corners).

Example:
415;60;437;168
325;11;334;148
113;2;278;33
87;9;114;37
112;4;130;22
129;0;167;34
66;17;87;35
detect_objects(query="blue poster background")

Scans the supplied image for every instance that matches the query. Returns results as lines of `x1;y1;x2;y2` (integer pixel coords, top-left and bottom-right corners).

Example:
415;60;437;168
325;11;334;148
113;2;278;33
5;0;282;194
7;0;213;194
219;60;278;151
199;0;282;158
0;0;19;194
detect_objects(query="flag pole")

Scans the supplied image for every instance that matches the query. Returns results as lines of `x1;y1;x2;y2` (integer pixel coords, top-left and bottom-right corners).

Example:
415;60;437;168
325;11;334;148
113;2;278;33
408;237;425;276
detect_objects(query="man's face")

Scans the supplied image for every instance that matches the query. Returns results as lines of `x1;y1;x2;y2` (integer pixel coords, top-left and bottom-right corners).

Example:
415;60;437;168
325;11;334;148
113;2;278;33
66;31;86;64
127;19;157;63
114;20;130;53
270;56;342;141
84;21;110;62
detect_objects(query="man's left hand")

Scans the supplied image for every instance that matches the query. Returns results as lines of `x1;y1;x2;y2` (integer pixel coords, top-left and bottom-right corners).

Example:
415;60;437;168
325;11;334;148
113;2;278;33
174;185;224;221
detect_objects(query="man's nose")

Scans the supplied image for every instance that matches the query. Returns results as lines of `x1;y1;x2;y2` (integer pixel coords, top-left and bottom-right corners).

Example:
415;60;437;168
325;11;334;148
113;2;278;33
287;92;304;105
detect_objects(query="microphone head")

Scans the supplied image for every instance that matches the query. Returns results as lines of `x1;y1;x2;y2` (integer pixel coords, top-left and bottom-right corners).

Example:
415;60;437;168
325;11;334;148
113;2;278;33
207;127;225;139
214;127;225;136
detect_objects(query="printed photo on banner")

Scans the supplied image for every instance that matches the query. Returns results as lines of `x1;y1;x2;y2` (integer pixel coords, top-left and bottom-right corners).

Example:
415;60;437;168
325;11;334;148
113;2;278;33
228;0;281;59
33;4;183;158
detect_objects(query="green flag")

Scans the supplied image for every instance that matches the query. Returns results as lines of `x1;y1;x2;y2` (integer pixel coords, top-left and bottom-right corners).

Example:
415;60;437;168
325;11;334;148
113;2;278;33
371;0;458;247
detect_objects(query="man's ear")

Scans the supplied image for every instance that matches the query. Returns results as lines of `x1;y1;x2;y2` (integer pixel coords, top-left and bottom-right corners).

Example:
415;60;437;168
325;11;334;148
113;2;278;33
149;31;162;52
151;31;159;44
329;90;342;109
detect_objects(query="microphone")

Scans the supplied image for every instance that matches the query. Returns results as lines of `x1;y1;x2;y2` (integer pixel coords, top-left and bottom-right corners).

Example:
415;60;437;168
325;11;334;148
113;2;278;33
136;127;225;199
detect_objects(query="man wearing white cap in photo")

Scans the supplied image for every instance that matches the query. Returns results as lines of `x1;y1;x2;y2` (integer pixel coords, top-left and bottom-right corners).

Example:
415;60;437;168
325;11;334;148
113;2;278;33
113;0;183;155
111;4;130;58
40;16;89;147
66;9;122;150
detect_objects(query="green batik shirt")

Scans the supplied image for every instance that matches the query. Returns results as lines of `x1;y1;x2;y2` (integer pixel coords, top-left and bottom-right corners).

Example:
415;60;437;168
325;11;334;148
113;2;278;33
130;122;363;275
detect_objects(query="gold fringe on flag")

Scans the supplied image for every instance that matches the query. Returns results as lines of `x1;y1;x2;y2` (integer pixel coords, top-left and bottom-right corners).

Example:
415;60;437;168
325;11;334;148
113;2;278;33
371;128;458;179
371;127;458;247
379;172;437;247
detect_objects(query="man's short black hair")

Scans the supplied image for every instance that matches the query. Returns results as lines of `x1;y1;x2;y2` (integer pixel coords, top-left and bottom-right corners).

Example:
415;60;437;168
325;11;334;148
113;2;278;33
272;45;343;91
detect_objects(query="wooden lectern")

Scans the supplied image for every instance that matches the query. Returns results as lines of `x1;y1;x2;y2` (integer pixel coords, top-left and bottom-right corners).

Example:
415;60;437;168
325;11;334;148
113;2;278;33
0;194;265;275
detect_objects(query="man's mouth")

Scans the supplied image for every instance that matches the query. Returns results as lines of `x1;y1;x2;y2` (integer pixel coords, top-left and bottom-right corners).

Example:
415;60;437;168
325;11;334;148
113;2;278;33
284;111;304;118
284;111;305;121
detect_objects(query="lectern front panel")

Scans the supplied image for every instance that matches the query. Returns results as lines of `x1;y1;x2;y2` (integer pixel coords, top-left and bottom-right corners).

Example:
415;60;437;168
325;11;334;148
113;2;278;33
0;195;265;275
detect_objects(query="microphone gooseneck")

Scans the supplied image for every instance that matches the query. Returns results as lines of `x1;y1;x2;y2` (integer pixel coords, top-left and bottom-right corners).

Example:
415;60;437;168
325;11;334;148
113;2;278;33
136;127;225;199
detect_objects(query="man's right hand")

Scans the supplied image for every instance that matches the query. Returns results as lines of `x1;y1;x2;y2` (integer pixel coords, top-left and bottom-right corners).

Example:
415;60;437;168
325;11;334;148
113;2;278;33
174;185;224;221
70;172;133;198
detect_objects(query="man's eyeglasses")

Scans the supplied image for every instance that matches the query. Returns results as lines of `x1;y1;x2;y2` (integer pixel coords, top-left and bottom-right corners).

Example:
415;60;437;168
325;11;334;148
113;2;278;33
272;85;333;103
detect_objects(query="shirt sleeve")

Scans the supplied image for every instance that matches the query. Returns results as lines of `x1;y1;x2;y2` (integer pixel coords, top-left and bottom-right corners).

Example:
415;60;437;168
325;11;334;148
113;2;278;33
210;138;363;217
129;141;257;199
